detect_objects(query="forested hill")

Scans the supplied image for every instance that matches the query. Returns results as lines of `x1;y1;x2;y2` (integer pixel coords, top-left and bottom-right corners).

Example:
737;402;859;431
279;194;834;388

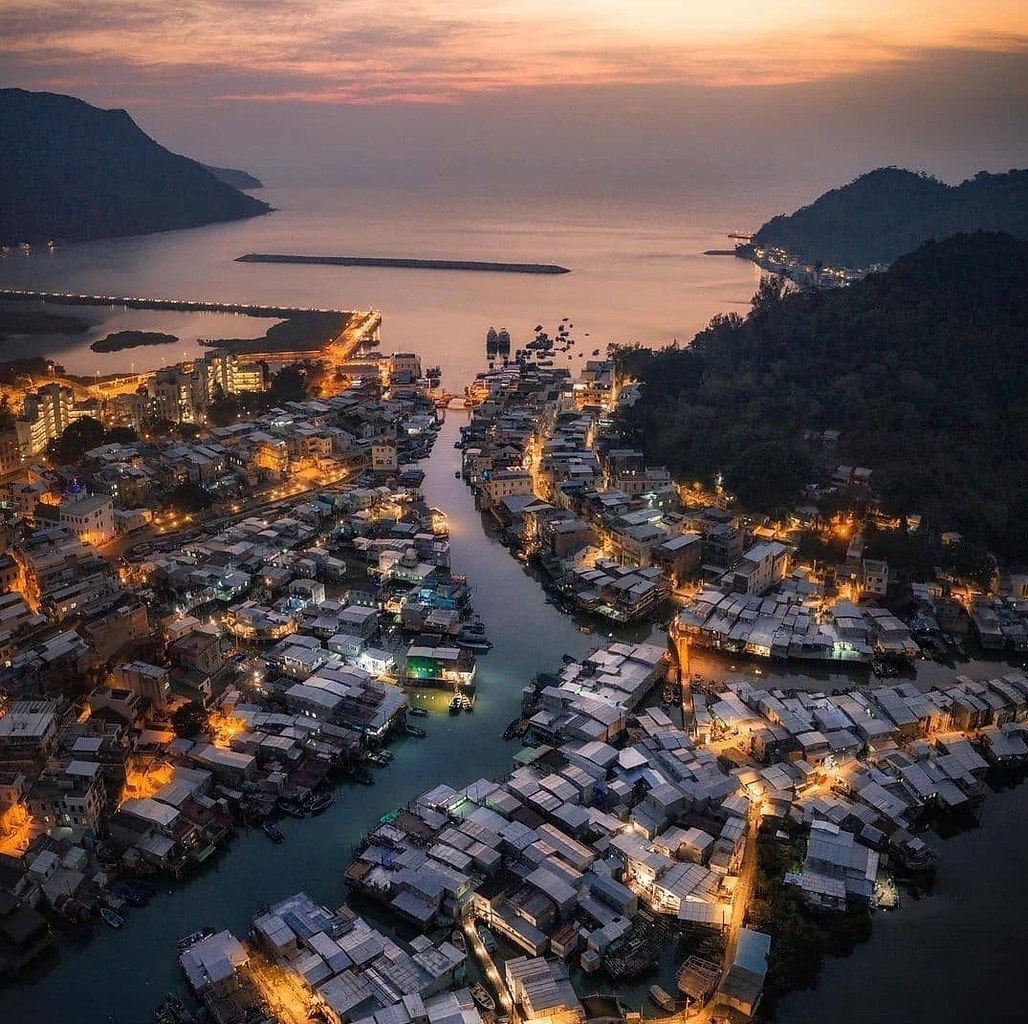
751;168;1028;268
614;232;1028;563
0;89;270;245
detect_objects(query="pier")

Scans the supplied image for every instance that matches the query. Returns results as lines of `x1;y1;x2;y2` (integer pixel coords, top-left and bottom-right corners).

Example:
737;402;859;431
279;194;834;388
236;253;572;275
0;287;352;318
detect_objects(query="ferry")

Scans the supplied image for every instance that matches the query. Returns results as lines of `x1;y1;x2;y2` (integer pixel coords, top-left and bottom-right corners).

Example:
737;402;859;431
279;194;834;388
100;907;125;929
262;821;285;843
649;986;676;1012
470;983;496;1013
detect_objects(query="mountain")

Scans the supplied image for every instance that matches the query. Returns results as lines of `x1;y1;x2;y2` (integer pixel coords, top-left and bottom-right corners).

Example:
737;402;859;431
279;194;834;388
751;167;1028;268
0;89;270;245
614;232;1028;563
202;164;264;190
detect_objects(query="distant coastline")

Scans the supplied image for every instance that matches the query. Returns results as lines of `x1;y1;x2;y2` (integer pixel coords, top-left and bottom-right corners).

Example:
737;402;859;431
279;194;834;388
235;253;571;275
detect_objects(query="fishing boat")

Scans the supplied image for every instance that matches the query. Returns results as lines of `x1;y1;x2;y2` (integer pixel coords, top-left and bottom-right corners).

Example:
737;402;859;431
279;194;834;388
502;718;521;741
451;928;466;952
476;923;498;952
649;986;675;1012
100;907;125;929
277;798;306;818
408;706;429;717
470;984;496;1013
365;751;390;767
177;926;216;953
262;821;285;843
306;792;335;814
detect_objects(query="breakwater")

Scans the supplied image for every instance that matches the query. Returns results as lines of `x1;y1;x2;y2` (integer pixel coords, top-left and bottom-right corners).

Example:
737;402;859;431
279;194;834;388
0;288;351;318
236;253;571;275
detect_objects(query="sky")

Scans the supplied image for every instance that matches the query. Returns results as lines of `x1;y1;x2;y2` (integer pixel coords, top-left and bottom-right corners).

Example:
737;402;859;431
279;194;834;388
2;1;1027;193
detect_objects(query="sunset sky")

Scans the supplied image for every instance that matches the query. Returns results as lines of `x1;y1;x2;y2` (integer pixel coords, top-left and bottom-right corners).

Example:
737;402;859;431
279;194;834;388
3;1;1027;189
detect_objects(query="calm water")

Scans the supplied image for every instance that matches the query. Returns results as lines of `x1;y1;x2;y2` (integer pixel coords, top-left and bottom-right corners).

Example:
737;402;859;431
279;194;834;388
0;184;769;382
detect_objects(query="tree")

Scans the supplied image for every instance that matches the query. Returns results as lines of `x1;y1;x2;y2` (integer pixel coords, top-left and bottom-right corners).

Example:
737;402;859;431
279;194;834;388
207;394;241;427
47;415;105;465
268;363;308;404
168;482;214;513
171;701;209;738
104;425;138;445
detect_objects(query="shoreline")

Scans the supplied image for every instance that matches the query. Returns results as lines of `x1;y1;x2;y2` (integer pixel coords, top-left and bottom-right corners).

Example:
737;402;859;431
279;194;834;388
235;253;571;275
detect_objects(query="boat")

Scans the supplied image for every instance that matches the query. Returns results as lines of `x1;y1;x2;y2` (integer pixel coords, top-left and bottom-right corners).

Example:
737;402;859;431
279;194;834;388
177;926;216;953
404;723;427;737
592;348;600;356
277;798;306;818
502;718;521;741
449;694;463;715
155;995;198;1024
354;767;376;786
476;923;498;952
306;792;335;814
262;821;285;843
457;634;493;651
649;986;675;1012
366;751;390;767
408;706;429;717
100;907;125;929
470;983;496;1013
455;470;461;478
451;928;466;952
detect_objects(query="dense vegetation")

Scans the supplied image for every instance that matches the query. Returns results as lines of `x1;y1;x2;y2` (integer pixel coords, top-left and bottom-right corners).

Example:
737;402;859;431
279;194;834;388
747;821;871;1018
47;417;138;464
752;168;1028;268
0;88;269;245
614;232;1028;563
90;330;178;353
0;309;91;341
206;312;351;354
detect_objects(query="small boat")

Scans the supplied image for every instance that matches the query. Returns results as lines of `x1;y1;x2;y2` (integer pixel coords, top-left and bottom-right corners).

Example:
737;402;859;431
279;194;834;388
366;751;390;767
278;798;306;818
263;821;285;843
100;907;125;929
404;723;427;737
476;924;498;952
155;995;198;1024
502;718;521;741
470;983;496;1013
354;767;376;786
177;926;216;953
451;929;466;952
408;706;428;717
649;986;675;1012
449;695;463;716
306;792;335;814
454;470;461;478
592;348;600;356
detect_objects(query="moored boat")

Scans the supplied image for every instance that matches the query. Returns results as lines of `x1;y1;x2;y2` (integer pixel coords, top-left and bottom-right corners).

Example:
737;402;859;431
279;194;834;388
451;928;466;952
177;925;216;953
277;798;306;818
476;923;498;952
404;723;427;737
100;907;125;929
306;792;335;814
470;983;496;1013
408;706;429;717
263;821;285;843
649;986;675;1012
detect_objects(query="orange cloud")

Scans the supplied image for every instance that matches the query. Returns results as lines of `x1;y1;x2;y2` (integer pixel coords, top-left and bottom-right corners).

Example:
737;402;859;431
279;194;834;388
2;0;1026;103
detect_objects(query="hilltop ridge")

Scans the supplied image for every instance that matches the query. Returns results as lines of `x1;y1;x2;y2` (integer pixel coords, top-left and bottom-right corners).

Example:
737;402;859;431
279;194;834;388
0;88;270;245
752;167;1028;268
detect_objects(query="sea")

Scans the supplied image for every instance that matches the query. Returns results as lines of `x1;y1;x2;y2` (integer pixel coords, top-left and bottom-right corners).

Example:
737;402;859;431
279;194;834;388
1;184;1026;1023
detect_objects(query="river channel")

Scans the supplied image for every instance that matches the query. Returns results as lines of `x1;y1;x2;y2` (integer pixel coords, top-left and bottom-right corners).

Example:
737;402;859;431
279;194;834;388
3;413;652;1022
